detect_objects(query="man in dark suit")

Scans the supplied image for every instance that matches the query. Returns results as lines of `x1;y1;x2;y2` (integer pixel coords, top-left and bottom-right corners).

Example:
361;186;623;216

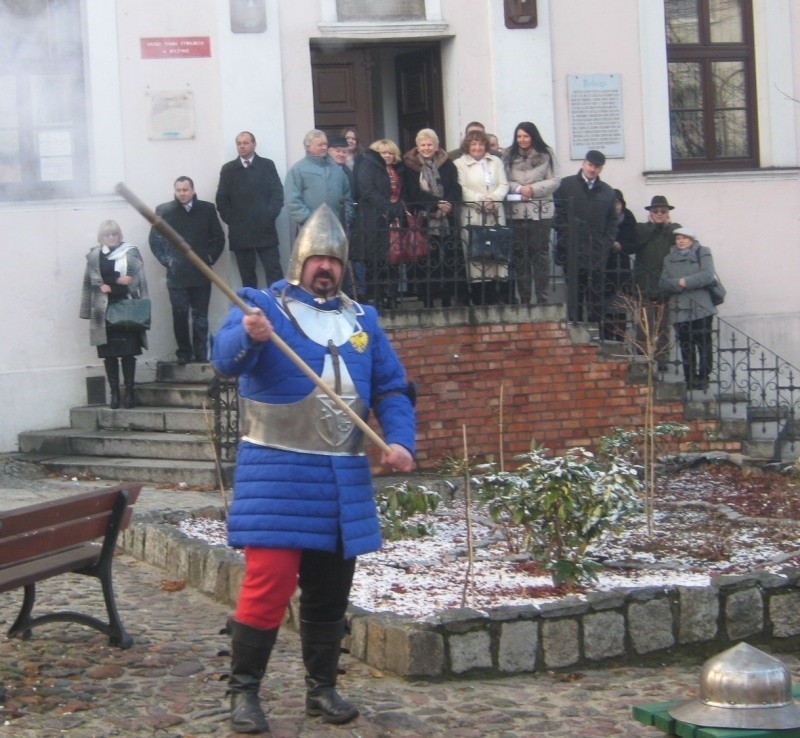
215;131;284;288
150;176;225;363
553;149;618;324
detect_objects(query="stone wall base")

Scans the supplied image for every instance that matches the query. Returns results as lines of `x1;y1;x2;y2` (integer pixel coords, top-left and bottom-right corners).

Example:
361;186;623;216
120;511;800;679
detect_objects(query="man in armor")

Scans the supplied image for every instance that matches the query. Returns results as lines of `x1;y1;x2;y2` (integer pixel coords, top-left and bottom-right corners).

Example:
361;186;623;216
211;204;415;734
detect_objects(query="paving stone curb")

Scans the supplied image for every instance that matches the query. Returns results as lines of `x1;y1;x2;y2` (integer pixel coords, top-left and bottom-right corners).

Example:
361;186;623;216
120;509;800;681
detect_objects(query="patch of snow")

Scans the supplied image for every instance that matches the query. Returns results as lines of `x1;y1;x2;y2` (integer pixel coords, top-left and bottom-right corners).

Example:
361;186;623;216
177;494;799;620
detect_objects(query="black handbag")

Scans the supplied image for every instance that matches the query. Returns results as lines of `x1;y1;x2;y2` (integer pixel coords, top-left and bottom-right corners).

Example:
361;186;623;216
707;279;726;306
693;250;726;306
466;224;512;264
106;297;151;330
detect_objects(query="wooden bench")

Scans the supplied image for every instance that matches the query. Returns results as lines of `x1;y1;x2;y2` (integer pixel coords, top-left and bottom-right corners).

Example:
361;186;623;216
632;690;800;738
0;483;141;649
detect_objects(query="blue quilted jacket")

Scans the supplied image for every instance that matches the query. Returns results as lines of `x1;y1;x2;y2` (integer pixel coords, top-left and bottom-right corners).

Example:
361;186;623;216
212;283;415;559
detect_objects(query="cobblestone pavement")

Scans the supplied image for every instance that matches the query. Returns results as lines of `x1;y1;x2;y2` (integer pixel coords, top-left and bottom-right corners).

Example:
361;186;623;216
2;460;800;737
7;552;795;738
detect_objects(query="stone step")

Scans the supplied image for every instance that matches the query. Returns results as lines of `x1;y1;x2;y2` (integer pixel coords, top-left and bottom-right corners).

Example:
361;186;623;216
740;438;781;461
155;361;221;384
15;359;239;488
684;397;718;421
18;428;216;462
29;455;232;487
70;405;211;433
716;418;748;440
135;382;216;409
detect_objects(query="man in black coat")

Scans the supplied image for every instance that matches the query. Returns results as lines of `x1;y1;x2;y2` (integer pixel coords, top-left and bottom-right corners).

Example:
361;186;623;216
150;176;225;363
554;149;618;323
215;131;284;288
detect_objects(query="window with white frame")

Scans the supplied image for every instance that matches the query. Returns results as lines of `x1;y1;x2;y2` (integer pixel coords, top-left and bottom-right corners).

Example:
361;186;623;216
665;0;758;170
0;0;88;200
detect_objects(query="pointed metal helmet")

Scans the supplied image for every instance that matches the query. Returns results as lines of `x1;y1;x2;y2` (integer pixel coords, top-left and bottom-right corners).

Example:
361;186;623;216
669;643;800;730
286;204;348;287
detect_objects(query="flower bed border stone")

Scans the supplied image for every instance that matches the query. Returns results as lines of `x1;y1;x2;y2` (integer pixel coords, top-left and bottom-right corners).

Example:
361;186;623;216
119;508;800;680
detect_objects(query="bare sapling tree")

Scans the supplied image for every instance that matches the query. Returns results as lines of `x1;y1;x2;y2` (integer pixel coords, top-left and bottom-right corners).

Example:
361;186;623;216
612;288;668;535
460;424;475;607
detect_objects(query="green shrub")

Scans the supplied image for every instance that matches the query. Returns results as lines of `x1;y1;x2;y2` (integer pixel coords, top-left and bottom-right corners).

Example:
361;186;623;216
375;481;440;541
597;422;689;464
474;446;641;586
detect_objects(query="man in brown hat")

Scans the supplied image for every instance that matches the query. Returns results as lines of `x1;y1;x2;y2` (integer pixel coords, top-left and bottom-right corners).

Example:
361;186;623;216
631;195;681;367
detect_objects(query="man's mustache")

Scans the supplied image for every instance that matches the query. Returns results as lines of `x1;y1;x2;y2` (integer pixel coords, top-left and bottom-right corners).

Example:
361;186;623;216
313;269;335;281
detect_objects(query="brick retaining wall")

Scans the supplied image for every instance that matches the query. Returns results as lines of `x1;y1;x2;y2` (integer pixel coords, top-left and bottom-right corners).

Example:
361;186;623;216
374;305;740;469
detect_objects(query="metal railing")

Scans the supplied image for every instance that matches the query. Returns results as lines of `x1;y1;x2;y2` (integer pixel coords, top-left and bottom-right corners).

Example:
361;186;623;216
208;375;239;464
350;199;563;309
604;258;800;461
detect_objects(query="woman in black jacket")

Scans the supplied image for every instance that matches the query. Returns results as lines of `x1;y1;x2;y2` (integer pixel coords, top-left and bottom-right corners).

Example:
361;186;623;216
603;189;636;340
352;139;405;308
402;128;464;307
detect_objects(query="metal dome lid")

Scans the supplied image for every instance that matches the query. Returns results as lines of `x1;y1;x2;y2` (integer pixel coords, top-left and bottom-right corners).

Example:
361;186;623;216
669;643;800;730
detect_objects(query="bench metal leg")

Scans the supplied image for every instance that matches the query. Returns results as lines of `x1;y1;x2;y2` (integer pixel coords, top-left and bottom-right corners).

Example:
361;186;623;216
6;570;133;649
7;583;37;641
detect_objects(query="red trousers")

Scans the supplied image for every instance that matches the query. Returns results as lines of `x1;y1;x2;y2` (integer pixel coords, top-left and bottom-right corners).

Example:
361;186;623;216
235;547;356;630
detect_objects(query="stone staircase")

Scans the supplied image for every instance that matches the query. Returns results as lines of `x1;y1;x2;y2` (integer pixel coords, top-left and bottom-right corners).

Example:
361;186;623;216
606;341;798;463
17;362;233;487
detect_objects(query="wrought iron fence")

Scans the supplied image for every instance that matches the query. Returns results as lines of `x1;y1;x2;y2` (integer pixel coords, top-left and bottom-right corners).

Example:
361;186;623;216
208;375;239;463
690;313;799;461
351;199;565;310
612;261;800;462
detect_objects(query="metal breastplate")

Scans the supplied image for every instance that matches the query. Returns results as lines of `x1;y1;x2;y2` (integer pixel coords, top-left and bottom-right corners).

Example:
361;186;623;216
240;299;369;456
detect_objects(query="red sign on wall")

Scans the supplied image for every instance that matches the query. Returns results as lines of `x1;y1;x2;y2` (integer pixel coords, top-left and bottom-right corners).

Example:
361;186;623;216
141;37;211;59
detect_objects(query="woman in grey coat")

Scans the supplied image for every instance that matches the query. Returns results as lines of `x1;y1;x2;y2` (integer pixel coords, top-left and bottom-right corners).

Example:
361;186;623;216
80;220;149;409
658;227;717;389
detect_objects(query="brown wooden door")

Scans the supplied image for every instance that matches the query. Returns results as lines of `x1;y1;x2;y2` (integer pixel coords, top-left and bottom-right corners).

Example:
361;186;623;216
395;48;444;153
311;47;374;144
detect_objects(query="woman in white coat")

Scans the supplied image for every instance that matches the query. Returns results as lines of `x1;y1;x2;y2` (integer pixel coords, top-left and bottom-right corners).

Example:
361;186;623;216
454;130;510;305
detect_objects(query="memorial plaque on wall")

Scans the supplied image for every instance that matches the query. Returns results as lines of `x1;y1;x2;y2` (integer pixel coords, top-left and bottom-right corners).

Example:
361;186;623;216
567;74;624;160
337;0;424;21
147;90;196;140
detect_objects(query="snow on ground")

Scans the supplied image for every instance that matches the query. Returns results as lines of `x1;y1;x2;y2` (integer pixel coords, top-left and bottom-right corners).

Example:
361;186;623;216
178;498;800;620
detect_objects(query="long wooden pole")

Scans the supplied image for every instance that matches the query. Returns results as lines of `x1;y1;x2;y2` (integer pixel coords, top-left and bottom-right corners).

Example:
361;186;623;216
115;182;392;454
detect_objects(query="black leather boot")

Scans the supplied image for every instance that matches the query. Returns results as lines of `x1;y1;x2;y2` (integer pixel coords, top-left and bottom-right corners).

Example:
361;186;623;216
104;358;120;409
121;356;136;409
301;619;359;724
228;621;278;734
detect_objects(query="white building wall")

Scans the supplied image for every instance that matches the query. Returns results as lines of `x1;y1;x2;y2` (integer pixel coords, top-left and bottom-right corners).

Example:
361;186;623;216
548;0;800;366
0;0;798;451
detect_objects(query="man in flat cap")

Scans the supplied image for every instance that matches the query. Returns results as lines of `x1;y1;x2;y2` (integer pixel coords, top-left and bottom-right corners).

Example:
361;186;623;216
553;149;618;323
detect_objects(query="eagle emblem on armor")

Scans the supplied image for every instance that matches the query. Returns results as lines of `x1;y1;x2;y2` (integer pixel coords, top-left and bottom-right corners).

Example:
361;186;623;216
349;331;368;353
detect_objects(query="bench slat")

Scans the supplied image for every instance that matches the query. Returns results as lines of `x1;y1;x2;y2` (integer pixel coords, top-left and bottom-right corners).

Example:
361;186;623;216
0;507;133;566
0;485;141;536
0;513;110;566
0;543;101;592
